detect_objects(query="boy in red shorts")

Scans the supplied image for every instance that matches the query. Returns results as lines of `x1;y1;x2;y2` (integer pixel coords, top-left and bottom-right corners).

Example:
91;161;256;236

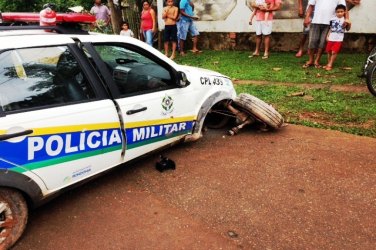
324;4;351;71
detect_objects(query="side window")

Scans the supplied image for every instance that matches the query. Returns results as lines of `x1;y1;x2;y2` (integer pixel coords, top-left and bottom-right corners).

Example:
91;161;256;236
94;45;173;95
0;46;95;113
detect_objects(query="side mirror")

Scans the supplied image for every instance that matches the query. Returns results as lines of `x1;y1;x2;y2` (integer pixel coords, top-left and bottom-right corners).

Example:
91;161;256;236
177;71;190;87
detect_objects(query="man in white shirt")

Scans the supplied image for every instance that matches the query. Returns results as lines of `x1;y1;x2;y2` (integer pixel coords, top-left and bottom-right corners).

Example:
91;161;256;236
303;0;350;68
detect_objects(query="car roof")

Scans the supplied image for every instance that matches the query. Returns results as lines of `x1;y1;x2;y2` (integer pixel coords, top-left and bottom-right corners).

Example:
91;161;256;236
0;33;75;49
0;30;179;67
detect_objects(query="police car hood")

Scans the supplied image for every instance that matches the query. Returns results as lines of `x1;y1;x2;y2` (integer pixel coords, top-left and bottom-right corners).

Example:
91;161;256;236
178;65;230;79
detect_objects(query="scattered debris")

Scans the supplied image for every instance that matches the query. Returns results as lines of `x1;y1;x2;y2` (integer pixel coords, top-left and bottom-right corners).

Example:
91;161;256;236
303;95;315;101
272;67;282;71
316;73;322;78
288;91;305;97
322;80;332;84
155;155;176;172
213;61;219;65
227;230;239;238
342;67;352;70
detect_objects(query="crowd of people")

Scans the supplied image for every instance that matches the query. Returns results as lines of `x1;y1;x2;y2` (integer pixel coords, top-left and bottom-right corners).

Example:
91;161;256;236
90;0;355;70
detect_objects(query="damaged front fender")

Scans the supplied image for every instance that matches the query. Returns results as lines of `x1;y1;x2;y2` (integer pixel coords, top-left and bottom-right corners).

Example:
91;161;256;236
185;91;234;142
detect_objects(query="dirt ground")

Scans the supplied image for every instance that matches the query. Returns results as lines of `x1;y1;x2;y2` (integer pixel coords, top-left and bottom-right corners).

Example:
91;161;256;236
13;125;376;250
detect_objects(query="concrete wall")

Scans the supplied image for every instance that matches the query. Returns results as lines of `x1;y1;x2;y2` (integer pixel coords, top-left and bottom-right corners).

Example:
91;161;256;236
185;32;376;53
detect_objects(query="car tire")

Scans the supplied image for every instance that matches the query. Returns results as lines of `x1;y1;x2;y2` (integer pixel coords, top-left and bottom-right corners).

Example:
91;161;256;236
0;188;28;249
233;93;284;129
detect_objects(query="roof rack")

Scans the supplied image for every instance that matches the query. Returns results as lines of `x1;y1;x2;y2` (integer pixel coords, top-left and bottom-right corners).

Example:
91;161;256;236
0;24;90;35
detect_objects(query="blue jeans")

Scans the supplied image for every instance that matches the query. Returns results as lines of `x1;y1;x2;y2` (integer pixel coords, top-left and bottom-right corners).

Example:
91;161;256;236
143;30;153;46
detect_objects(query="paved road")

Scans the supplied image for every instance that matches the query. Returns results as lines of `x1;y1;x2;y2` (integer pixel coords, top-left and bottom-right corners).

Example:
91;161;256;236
14;125;376;249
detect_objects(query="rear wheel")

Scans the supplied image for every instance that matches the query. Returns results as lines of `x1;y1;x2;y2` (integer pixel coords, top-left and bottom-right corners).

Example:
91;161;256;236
366;62;376;96
233;93;284;129
0;188;28;249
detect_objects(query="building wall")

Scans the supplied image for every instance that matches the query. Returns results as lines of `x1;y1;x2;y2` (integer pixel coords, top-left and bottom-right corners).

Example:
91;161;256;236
192;32;376;52
158;1;375;34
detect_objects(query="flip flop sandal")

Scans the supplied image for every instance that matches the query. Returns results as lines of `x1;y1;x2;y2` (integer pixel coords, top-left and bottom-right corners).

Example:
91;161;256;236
302;63;314;68
314;64;322;69
190;50;202;53
249;54;259;58
325;66;333;71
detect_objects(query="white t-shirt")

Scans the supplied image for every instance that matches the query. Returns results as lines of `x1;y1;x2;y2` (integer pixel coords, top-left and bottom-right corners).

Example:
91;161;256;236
120;30;134;37
328;16;345;42
308;0;346;25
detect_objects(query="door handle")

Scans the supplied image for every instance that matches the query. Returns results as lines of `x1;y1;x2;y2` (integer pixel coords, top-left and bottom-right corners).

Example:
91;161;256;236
126;107;147;115
0;129;34;141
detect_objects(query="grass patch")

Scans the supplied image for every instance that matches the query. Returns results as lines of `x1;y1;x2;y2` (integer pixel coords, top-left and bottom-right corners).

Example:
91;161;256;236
175;51;366;85
235;84;376;137
175;50;375;137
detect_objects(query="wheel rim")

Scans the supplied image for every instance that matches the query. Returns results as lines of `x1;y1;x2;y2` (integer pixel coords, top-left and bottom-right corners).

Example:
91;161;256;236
0;201;14;245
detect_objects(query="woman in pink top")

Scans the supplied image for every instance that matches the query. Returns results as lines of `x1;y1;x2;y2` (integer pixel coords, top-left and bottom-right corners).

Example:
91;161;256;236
249;0;282;59
141;0;156;46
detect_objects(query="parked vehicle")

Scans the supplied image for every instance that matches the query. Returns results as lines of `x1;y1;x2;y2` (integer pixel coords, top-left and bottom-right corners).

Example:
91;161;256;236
361;46;376;96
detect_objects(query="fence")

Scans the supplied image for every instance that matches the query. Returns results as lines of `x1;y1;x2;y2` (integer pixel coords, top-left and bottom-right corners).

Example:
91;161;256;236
121;0;141;39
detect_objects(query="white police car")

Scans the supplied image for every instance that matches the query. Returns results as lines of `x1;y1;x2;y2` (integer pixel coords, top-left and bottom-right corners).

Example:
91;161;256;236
0;13;283;249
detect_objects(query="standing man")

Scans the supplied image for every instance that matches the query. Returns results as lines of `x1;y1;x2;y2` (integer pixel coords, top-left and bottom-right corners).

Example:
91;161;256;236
303;0;349;68
249;0;282;59
90;0;111;26
178;0;201;56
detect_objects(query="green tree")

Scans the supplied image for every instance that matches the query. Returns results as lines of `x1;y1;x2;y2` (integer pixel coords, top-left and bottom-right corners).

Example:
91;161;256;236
0;0;93;12
0;0;146;35
0;0;41;12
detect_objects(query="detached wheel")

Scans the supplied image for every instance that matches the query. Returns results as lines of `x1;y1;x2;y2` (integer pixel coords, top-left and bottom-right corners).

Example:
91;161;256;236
366;62;376;96
0;188;28;249
233;93;284;129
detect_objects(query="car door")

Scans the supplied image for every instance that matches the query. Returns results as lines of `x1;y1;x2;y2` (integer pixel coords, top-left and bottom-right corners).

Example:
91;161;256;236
88;43;196;162
0;44;124;191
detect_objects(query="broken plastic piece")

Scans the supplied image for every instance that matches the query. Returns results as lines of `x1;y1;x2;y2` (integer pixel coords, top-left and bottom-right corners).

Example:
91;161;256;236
155;155;176;172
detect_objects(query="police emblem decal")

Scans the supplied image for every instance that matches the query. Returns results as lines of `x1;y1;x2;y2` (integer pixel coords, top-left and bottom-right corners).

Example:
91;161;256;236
161;95;174;114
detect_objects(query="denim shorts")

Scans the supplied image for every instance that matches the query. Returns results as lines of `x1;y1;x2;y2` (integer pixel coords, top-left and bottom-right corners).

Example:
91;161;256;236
308;23;330;49
177;19;199;41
